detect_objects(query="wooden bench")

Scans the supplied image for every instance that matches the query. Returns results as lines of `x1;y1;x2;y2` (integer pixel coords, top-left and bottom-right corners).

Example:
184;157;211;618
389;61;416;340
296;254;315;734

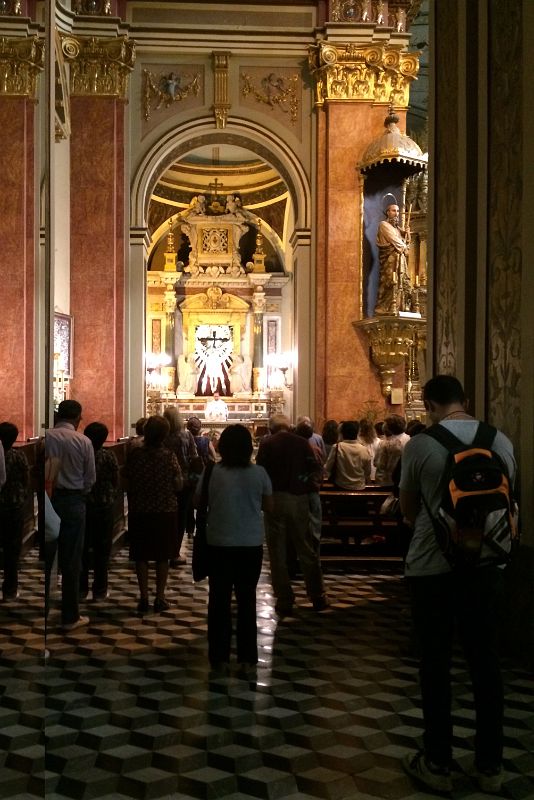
319;485;410;558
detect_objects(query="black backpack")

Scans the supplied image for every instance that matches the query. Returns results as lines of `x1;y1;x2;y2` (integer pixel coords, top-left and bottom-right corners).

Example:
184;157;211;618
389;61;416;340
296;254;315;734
422;422;518;568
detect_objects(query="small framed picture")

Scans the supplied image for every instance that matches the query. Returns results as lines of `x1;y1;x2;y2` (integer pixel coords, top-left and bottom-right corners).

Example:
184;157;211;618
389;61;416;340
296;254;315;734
54;313;73;378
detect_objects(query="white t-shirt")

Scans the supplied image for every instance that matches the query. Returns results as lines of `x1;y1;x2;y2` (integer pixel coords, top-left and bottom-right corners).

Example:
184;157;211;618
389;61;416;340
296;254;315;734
400;420;516;577
206;463;272;547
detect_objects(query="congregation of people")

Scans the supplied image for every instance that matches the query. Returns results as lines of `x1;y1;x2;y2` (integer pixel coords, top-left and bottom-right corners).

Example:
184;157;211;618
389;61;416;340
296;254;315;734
36;401;421;651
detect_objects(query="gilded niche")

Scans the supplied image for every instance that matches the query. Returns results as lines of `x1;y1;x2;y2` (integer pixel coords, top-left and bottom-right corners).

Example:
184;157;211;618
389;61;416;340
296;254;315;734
62;35;135;98
308;42;419;108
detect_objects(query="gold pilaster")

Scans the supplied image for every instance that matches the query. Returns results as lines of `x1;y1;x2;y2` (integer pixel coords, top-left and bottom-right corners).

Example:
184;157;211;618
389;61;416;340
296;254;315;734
0;36;44;98
212;50;231;129
308;42;419;108
62;35;135;98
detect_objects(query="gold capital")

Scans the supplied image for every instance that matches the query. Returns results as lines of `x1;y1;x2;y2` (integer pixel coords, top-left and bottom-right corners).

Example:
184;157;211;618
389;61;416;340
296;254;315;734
308;42;419;108
0;36;44;98
62;35;135;98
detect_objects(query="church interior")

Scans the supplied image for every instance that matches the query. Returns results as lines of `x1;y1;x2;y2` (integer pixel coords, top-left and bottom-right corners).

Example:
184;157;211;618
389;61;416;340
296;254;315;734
0;0;533;798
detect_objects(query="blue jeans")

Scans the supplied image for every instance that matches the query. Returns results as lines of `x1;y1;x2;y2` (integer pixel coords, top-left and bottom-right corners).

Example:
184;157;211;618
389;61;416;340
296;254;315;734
207;545;263;665
51;490;87;625
408;567;504;770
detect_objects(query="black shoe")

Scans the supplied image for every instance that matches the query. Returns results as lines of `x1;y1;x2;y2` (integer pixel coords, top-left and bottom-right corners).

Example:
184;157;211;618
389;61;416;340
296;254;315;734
137;598;149;614
170;557;186;567
275;603;294;617
153;598;171;613
403;751;453;793
312;596;330;612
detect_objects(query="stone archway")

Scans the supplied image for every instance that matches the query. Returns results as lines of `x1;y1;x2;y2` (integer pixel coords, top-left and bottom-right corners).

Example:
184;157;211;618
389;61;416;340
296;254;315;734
127;120;313;426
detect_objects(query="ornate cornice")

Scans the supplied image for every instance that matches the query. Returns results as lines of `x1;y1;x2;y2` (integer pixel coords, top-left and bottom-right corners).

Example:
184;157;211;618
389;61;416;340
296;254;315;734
0;36;44;98
61;35;135;98
308;42;419;107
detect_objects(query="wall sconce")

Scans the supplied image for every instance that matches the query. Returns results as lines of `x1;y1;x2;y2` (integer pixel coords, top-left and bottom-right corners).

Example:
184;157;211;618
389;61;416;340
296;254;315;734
145;352;171;390
265;352;294;390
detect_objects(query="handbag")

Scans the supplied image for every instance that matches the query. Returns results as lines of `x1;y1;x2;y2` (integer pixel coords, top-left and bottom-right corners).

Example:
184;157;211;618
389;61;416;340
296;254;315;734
379;494;401;517
192;462;215;582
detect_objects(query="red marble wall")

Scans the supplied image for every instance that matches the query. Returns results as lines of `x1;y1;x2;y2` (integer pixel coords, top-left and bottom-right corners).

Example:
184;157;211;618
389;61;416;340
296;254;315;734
0;98;35;440
316;102;407;424
70;97;124;439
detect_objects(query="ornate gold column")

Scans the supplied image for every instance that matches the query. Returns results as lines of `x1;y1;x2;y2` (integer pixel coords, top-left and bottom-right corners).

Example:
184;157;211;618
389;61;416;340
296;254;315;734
63;34;134;437
0;35;44;437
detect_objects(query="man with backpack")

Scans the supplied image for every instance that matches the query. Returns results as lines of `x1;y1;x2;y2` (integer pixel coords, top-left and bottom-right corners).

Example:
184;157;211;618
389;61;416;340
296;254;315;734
399;375;516;795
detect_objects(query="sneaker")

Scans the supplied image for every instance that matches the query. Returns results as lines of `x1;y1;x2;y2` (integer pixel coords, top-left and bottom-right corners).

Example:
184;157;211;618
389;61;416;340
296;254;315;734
153;598;171;613
477;766;503;793
403;751;453;794
137;598;149;614
62;615;90;632
312;596;330;612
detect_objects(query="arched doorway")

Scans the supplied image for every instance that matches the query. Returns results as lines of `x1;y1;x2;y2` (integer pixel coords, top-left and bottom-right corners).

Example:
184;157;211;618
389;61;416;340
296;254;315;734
128;123;312;430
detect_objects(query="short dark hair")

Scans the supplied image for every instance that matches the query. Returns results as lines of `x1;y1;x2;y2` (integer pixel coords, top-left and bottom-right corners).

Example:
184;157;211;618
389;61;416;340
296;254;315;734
321;419;339;446
295;421;313;440
384;414;406;436
143;415;170;447
218;424;253;467
0;421;18;450
406;419;426;437
134;417;147;436
423;375;466;406
83;422;109;450
187;416;202;435
340;420;359;440
57;400;82;421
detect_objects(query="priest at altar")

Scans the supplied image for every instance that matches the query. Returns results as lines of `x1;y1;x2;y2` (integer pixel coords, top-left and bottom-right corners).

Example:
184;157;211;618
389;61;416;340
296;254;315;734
205;392;229;422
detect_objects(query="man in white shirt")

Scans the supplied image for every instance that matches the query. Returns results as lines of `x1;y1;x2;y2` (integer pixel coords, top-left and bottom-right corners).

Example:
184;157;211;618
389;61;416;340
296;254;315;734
46;400;96;630
205;392;229;422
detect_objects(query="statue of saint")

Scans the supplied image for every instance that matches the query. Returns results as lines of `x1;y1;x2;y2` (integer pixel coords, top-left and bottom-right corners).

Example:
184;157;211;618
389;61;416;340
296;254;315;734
375;203;410;315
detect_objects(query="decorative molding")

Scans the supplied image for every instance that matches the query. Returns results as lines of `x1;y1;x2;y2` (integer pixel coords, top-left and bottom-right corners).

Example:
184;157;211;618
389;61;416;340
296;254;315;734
62;35;135;98
354;316;425;396
142;67;201;121
212;50;230;129
0;0;22;15
0;36;44;98
55;29;70;141
487;0;521;443
241;71;299;124
73;0;112;14
308;42;418;107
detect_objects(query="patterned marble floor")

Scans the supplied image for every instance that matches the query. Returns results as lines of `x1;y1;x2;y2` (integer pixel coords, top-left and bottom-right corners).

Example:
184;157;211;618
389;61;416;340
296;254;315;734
0;545;533;800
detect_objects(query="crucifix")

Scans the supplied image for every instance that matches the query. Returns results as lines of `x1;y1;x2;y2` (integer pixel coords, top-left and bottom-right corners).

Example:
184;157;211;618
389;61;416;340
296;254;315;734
208;177;224;199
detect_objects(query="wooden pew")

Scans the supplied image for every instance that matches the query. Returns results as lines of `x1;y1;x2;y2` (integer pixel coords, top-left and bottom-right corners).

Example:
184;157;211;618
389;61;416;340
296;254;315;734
319;484;410;559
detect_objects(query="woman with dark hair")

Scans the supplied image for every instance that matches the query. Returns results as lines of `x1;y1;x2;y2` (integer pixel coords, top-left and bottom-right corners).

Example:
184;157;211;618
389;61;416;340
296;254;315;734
81;422;119;601
201;424;272;674
321;419;339;459
185;417;216;536
123;416;183;613
357;417;380;481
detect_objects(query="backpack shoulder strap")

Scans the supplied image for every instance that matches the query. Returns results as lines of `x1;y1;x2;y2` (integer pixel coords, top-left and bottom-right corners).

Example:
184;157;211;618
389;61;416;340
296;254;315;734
471;421;497;450
423;423;464;453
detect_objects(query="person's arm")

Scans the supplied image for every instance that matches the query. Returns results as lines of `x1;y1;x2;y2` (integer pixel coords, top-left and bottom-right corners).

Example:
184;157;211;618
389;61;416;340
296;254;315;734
400;489;420;525
262;494;274;513
84;443;96;493
0;441;5;489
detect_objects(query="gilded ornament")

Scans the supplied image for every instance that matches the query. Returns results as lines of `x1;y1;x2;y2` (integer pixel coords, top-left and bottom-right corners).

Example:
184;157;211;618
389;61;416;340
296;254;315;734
212;51;231;130
241;72;299;124
308;42;419;108
62;35;135;98
143;68;201;121
0;0;22;14
0;36;44;98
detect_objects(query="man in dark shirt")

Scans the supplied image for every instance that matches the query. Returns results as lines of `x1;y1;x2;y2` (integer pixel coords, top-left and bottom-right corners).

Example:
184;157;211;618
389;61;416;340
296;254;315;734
256;414;328;616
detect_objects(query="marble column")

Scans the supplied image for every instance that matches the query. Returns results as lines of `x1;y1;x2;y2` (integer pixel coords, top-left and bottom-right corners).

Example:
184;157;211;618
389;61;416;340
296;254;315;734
0;37;44;439
65;34;135;438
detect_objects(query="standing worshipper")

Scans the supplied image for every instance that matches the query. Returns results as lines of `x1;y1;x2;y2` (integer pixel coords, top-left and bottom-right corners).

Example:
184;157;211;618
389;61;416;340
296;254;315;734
186;416;216;536
256;414;328;616
374;414;410;486
45;400;96;630
80;422;119;601
0;422;30;601
123;415;183;613
325;421;372;490
202;424;272;674
400;375;516;794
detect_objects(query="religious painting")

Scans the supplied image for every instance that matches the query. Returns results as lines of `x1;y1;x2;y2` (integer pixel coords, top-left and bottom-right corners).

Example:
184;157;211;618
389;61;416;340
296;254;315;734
194;324;234;395
53;313;73;377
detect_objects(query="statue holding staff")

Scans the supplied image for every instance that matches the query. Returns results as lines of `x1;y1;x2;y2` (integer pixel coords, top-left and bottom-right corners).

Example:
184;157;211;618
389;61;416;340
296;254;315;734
375;200;411;315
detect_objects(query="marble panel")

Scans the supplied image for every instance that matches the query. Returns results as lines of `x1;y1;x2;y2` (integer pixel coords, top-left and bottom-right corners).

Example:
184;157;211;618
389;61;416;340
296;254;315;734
0;99;35;438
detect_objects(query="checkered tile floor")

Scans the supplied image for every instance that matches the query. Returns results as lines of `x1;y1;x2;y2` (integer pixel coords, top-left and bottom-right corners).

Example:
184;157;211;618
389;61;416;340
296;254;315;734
1;545;533;800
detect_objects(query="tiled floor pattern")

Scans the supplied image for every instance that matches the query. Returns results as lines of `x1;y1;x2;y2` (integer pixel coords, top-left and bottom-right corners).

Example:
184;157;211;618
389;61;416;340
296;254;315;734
0;547;533;800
